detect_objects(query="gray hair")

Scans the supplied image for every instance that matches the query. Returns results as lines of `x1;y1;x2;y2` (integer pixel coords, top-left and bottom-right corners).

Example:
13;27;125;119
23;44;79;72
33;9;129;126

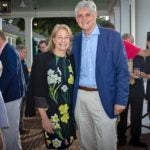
75;0;97;16
122;33;134;43
16;44;26;52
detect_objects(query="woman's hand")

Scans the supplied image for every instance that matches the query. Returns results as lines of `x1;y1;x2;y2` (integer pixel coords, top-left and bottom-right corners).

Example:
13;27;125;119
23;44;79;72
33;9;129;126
38;108;54;134
41;117;54;134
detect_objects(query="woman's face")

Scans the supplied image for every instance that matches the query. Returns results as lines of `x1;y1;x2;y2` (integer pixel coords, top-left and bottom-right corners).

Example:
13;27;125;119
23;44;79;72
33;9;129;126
53;29;70;53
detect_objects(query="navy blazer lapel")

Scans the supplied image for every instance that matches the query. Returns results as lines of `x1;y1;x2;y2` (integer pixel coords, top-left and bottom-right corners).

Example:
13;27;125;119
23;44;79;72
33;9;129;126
74;33;82;76
77;34;82;66
96;27;104;66
0;43;7;58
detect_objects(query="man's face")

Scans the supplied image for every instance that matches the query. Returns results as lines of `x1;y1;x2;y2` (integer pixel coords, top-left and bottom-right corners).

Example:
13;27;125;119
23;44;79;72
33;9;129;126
75;7;97;35
39;43;47;53
0;37;3;48
19;48;27;60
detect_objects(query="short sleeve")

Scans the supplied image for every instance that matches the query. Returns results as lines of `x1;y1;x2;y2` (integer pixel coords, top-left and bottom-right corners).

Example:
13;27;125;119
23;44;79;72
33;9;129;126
123;40;141;59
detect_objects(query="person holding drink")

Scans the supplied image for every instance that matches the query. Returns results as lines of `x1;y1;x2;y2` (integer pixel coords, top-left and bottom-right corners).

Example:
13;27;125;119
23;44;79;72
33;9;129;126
117;34;147;147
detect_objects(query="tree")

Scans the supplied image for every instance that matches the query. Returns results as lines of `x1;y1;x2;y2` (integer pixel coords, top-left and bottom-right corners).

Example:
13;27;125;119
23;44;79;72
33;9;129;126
3;17;114;37
16;37;24;45
32;17;80;36
97;18;115;29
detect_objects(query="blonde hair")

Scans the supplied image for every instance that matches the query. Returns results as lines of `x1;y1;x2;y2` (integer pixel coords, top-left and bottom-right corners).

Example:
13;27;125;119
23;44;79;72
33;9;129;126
47;24;73;55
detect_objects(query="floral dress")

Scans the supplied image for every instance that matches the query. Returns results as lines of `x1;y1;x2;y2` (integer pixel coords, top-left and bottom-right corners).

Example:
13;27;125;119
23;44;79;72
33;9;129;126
44;54;76;149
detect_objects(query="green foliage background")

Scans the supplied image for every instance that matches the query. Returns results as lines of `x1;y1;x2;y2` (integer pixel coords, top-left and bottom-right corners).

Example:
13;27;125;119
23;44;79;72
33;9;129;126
4;17;111;37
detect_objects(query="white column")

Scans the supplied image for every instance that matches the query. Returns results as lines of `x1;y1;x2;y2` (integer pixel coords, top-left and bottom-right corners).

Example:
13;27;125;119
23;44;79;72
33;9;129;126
130;0;136;40
135;0;150;48
120;0;130;35
24;17;33;67
113;6;120;32
0;19;2;30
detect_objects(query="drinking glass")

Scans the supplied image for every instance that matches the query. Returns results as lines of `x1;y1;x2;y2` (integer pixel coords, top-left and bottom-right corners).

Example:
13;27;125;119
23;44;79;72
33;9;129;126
134;67;141;78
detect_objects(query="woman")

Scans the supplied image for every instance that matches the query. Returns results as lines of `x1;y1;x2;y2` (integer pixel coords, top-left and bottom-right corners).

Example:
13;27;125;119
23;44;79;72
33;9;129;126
29;24;76;149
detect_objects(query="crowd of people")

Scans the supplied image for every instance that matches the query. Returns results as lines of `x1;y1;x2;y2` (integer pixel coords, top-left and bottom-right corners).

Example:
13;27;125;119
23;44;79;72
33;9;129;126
0;0;150;150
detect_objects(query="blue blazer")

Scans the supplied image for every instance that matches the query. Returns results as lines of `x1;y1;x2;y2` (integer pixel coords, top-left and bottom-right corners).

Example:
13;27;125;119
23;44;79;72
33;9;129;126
0;43;25;103
72;26;129;118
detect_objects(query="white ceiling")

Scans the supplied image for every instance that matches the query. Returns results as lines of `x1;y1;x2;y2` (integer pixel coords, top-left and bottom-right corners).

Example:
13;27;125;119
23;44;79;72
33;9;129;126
0;0;117;18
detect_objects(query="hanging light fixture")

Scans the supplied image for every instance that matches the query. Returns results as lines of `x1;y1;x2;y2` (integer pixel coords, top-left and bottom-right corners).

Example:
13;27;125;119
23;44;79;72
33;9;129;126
0;0;11;13
19;0;26;8
33;7;38;27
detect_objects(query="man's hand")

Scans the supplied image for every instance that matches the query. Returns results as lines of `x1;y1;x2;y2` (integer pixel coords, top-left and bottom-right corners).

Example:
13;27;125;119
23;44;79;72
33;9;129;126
114;104;125;115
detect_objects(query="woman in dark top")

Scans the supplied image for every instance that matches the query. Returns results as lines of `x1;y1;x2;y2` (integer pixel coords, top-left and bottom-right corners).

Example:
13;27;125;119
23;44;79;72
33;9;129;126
140;40;150;114
29;24;76;149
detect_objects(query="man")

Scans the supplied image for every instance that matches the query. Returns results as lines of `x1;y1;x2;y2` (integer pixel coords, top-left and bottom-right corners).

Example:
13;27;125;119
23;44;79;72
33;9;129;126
123;33;150;59
0;91;9;150
0;30;25;150
17;45;29;134
37;40;47;53
0;61;9;150
72;1;129;150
